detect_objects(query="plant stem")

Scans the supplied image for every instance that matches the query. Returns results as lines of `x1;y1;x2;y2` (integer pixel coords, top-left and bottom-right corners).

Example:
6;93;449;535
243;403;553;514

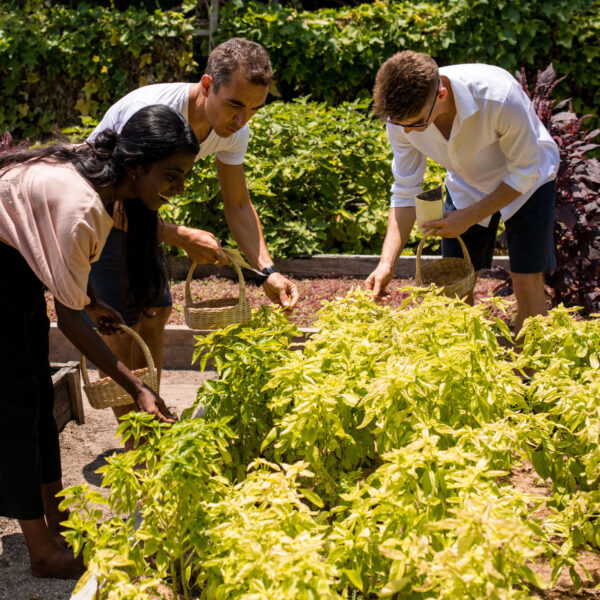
170;559;178;600
181;555;190;600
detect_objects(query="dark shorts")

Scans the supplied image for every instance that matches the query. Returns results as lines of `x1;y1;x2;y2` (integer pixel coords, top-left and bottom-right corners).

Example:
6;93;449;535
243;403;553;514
86;228;172;327
442;180;556;273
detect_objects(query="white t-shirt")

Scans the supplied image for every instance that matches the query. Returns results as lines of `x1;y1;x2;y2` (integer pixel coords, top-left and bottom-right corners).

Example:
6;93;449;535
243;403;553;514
387;64;560;226
88;82;249;165
0;162;113;309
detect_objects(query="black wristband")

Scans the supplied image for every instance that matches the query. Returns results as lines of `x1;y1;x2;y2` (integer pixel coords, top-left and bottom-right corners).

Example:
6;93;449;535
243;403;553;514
256;264;278;284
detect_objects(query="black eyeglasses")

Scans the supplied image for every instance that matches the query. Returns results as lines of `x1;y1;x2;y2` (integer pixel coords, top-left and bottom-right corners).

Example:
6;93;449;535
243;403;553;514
394;77;440;129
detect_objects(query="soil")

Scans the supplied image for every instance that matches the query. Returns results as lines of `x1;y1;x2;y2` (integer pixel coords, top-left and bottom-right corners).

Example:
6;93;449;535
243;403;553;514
44;275;516;329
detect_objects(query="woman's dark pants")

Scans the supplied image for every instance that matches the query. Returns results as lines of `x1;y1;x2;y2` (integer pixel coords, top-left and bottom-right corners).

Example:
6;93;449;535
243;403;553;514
0;242;61;520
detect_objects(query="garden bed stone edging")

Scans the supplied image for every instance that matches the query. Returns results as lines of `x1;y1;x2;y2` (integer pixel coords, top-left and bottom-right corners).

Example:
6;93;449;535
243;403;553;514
49;254;509;369
49;324;317;370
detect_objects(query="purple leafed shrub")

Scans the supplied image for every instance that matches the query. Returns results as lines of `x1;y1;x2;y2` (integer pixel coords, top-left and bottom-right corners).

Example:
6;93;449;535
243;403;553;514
516;65;600;315
0;128;28;152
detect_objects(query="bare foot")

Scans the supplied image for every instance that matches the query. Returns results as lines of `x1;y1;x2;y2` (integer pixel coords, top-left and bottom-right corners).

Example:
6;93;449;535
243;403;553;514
30;543;85;579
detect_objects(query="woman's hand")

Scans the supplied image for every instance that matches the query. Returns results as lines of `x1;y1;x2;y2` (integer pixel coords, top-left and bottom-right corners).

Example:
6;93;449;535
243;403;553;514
86;297;125;335
56;301;174;424
134;384;175;423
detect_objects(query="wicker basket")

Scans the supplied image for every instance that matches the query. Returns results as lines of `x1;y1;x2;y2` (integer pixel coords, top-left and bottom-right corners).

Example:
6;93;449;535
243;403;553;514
81;324;158;409
184;261;251;330
415;231;476;298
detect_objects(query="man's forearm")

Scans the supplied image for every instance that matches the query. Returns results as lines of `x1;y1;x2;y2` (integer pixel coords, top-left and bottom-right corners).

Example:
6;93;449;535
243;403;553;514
224;200;273;270
469;182;520;223
380;206;416;267
425;182;521;238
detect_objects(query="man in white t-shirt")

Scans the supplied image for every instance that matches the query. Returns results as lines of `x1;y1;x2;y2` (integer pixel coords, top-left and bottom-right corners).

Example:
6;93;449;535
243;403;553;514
87;38;299;425
365;50;559;333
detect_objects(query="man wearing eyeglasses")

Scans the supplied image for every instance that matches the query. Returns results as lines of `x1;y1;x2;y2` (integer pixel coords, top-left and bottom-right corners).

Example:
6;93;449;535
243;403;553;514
365;50;559;333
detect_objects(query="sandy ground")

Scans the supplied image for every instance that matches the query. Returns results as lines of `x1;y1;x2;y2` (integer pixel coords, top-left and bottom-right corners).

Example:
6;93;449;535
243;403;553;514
0;369;215;600
2;370;600;600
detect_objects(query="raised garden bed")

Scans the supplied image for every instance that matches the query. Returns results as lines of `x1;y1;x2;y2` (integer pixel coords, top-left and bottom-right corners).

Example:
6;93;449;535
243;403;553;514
51;361;84;431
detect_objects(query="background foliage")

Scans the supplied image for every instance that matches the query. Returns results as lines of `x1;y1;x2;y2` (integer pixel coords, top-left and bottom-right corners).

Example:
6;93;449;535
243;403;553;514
217;0;600;119
161;98;445;257
0;1;196;137
4;0;600;137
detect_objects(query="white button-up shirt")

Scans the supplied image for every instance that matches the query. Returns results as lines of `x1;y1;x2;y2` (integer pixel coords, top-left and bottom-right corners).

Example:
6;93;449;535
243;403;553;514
388;63;559;226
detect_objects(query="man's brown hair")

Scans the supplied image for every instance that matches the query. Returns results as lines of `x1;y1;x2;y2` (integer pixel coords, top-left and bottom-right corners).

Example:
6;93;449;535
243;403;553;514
373;50;439;122
206;37;273;91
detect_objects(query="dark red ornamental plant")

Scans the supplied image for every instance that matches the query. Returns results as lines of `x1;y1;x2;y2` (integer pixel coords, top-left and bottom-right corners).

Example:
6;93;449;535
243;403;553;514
519;65;600;315
0;128;28;152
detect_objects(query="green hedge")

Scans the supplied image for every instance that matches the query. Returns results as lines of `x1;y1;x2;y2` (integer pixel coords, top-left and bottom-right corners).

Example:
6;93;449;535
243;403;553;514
4;1;599;137
216;0;600;117
216;0;451;105
0;2;196;137
160;98;445;258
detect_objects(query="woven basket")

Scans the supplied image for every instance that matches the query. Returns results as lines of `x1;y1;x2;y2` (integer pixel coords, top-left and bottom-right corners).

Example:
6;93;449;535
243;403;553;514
184;261;251;330
81;324;158;409
415;231;476;298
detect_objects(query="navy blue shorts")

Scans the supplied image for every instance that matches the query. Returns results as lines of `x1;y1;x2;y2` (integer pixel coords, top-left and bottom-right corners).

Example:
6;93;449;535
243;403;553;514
442;180;556;273
86;228;172;326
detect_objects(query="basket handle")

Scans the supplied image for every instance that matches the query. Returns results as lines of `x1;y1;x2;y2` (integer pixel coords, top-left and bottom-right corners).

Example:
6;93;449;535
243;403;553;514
80;324;158;392
184;261;246;306
415;231;472;286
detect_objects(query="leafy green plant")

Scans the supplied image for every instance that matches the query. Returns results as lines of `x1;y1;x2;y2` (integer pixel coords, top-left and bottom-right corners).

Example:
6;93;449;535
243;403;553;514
60;292;600;598
518;308;600;498
445;0;600;123
199;460;343;600
216;0;450;105
162;98;446;257
192;306;301;474
60;413;235;600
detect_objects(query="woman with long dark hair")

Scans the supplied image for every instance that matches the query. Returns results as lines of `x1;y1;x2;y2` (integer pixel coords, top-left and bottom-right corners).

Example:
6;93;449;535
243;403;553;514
0;104;199;579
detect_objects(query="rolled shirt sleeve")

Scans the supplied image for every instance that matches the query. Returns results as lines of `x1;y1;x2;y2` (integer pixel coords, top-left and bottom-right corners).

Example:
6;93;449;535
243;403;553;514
387;122;428;208
495;87;551;196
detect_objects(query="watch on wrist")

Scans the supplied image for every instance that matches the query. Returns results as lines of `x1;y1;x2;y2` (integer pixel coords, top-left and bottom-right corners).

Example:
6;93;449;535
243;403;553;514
257;264;278;284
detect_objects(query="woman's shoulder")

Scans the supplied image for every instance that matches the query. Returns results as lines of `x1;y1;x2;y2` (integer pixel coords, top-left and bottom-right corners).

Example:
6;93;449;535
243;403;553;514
22;161;99;201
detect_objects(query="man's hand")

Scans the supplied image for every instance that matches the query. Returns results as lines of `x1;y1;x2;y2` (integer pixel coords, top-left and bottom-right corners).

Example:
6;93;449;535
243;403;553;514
263;273;299;310
365;264;395;300
86;298;125;335
423;206;476;238
182;228;230;265
134;384;175;424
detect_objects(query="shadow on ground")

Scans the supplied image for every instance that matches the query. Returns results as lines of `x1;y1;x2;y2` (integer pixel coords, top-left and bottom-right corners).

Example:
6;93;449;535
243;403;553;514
82;448;124;487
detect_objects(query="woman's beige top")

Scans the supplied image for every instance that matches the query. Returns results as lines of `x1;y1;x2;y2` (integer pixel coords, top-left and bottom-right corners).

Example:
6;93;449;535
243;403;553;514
0;160;113;309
